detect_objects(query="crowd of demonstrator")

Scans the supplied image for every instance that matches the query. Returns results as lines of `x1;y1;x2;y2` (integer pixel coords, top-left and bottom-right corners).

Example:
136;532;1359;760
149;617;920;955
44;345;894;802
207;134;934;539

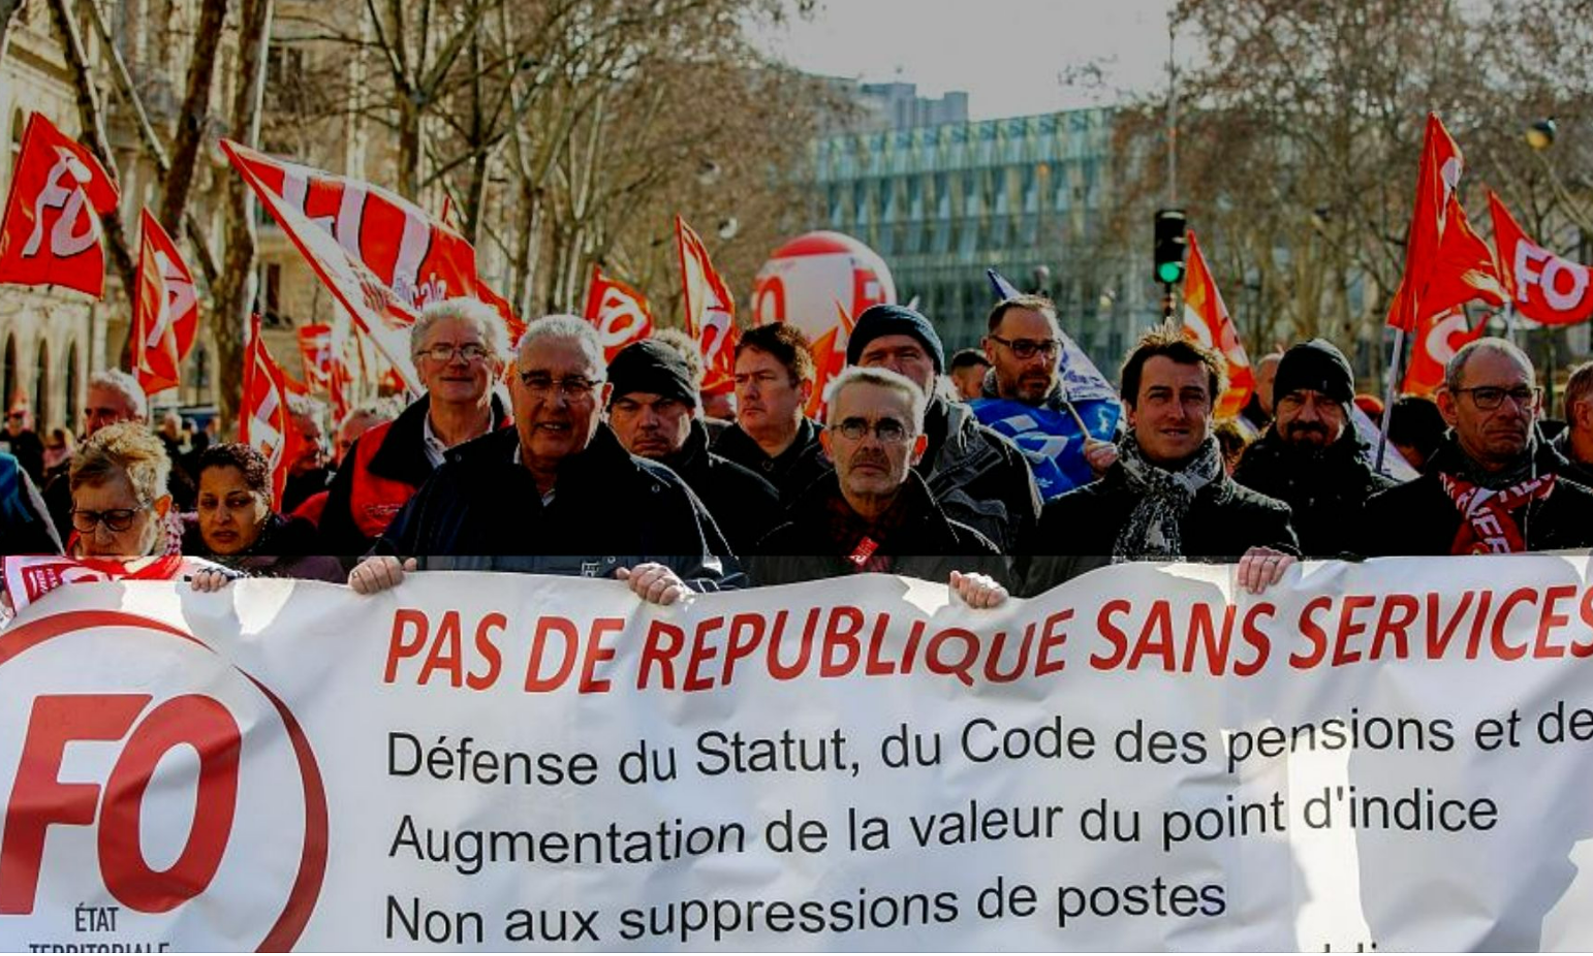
6;293;1592;612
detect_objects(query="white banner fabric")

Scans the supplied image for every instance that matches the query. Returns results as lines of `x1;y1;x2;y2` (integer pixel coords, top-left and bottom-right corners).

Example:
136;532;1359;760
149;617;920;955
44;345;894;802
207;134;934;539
3;555;1593;950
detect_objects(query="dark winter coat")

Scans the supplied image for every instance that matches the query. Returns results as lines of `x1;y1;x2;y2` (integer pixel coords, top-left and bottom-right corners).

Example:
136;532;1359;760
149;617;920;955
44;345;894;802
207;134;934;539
318;393;509;559
1359;438;1593;556
1232;428;1397;558
181;512;344;583
376;424;738;589
711;417;831;503
1;451;62;555
1022;462;1298;595
658;420;781;556
1550;430;1593;489
919;397;1042;553
749;470;1009;587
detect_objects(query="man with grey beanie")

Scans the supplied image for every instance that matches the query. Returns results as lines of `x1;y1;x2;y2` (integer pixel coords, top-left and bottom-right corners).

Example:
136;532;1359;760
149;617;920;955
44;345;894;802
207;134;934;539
847;303;1041;552
605;338;781;555
1233;338;1396;557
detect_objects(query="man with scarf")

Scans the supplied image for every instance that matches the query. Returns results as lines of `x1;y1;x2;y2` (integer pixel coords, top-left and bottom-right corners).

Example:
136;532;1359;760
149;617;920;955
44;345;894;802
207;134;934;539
1232;339;1395;557
1361;338;1593;556
1022;328;1298;595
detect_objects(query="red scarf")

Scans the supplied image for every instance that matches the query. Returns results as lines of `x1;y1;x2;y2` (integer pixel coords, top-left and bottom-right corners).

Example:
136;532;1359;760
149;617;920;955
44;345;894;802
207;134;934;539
1439;472;1556;554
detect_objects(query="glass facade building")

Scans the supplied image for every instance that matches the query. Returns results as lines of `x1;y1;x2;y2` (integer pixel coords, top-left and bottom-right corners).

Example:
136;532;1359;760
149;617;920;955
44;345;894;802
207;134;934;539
806;108;1158;367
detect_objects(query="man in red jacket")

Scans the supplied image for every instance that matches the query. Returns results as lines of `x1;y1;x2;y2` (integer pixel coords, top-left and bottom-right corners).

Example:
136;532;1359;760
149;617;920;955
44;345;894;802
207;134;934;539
317;299;511;557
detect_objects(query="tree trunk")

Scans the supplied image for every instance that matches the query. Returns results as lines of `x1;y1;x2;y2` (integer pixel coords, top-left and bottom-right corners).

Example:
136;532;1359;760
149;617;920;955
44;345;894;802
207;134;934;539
398;94;421;199
210;0;273;433
158;0;227;236
46;0;139;358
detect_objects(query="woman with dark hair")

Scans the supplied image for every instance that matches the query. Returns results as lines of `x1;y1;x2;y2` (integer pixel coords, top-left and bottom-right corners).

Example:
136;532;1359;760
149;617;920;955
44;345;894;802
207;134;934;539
184;443;343;583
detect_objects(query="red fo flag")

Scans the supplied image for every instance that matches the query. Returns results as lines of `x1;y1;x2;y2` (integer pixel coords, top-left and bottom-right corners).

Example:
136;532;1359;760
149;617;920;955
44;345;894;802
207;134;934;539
0;113;120;296
297;322;333;393
805;300;856;419
582;264;655;363
676;216;738;394
1181;230;1254;419
239;315;304;508
1403;306;1484;398
1488;191;1593;326
1385;113;1505;333
131;210;199;396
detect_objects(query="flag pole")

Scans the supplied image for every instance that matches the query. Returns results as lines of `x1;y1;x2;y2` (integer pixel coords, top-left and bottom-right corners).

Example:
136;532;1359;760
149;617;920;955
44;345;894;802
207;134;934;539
1374;327;1404;473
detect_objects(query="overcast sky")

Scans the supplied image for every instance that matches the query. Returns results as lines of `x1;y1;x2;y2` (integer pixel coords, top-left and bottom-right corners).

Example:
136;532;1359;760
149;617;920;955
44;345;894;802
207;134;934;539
748;0;1177;119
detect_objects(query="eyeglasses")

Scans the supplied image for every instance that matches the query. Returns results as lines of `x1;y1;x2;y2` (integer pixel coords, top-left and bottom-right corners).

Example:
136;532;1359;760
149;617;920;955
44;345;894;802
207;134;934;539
1453;385;1541;411
71;504;149;534
517;371;600;399
833;417;912;443
415;342;490;363
987;335;1061;360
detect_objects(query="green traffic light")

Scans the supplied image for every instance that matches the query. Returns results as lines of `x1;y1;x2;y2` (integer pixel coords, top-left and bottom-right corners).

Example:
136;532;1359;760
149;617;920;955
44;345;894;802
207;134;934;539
1157;262;1184;284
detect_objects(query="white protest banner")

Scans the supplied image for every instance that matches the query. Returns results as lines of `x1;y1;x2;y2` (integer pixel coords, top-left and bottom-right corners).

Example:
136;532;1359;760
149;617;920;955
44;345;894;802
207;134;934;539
3;555;1593;950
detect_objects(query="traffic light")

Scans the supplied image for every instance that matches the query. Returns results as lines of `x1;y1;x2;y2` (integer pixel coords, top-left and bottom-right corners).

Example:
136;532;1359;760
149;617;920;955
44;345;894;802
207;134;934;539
1154;209;1187;285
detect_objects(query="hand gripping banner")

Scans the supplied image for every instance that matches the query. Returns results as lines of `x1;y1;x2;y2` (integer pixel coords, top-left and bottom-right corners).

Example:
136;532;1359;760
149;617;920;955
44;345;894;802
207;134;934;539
6;556;1593;950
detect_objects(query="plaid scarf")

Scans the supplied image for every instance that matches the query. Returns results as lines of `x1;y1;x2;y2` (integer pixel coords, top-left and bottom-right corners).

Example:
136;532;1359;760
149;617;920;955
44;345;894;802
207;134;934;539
1112;433;1224;561
1439;472;1556;554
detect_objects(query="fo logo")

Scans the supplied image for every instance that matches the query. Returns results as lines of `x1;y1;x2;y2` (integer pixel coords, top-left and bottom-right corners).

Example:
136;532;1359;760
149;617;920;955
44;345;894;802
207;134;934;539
0;609;327;950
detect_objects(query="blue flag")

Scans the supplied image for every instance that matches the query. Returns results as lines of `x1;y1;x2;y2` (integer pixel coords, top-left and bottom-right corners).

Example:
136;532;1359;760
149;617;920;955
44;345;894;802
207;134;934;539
985;267;1117;404
970;397;1121;500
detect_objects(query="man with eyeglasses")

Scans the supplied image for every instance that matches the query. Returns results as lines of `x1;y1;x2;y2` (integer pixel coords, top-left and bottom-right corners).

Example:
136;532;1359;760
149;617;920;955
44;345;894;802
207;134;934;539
750;366;1009;606
712;322;830;502
604;339;780;556
318;298;512;557
1362;337;1593;555
1232;339;1395;557
347;315;734;603
847;303;1040;552
976;294;1121;498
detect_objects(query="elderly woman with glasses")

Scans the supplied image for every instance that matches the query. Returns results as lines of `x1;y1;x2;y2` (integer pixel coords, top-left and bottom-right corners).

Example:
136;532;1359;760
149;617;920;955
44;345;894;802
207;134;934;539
182;443;342;583
67;422;181;559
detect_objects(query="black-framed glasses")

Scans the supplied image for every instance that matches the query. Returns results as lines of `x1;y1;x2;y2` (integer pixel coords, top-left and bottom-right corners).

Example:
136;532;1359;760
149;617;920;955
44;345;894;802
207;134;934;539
517;371;600;399
71;504;149;534
834;417;911;443
1453;385;1542;411
414;342;490;363
987;335;1061;360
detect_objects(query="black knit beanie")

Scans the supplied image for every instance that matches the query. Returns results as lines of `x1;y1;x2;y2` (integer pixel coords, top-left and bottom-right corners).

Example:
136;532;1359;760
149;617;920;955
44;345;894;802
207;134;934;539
606;339;698;407
846;303;946;373
1273;338;1355;405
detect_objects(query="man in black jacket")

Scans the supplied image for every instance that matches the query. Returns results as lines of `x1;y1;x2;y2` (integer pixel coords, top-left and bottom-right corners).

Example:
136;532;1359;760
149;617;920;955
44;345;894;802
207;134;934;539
349;315;734;603
847;303;1041;553
1362;338;1593;556
1233;339;1395;557
711;323;830;502
752;366;1008;606
1024;327;1298;595
605;339;780;555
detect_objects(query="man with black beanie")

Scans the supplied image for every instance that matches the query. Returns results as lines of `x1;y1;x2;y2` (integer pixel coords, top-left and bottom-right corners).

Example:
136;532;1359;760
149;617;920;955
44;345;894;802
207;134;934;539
606;339;781;555
1233;338;1396;556
848;303;1041;552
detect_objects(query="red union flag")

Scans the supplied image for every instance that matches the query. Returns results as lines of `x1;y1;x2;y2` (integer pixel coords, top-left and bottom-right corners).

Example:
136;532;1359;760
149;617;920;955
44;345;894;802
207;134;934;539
131;210;199;396
0;113;120;296
1489;191;1593;327
676;216;738;394
582;265;654;363
221;140;422;393
806;300;856;419
1404;306;1483;398
297;323;333;393
239;315;303;508
1385;113;1505;333
1181;230;1254;419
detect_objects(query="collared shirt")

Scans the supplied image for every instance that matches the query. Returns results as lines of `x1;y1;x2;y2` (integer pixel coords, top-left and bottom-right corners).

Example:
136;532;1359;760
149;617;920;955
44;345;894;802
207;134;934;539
509;443;555;506
422;412;493;469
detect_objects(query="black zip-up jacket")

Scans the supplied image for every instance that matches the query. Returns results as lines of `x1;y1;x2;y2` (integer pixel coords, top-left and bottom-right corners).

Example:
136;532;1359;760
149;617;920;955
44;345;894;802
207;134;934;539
658;420;781;556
